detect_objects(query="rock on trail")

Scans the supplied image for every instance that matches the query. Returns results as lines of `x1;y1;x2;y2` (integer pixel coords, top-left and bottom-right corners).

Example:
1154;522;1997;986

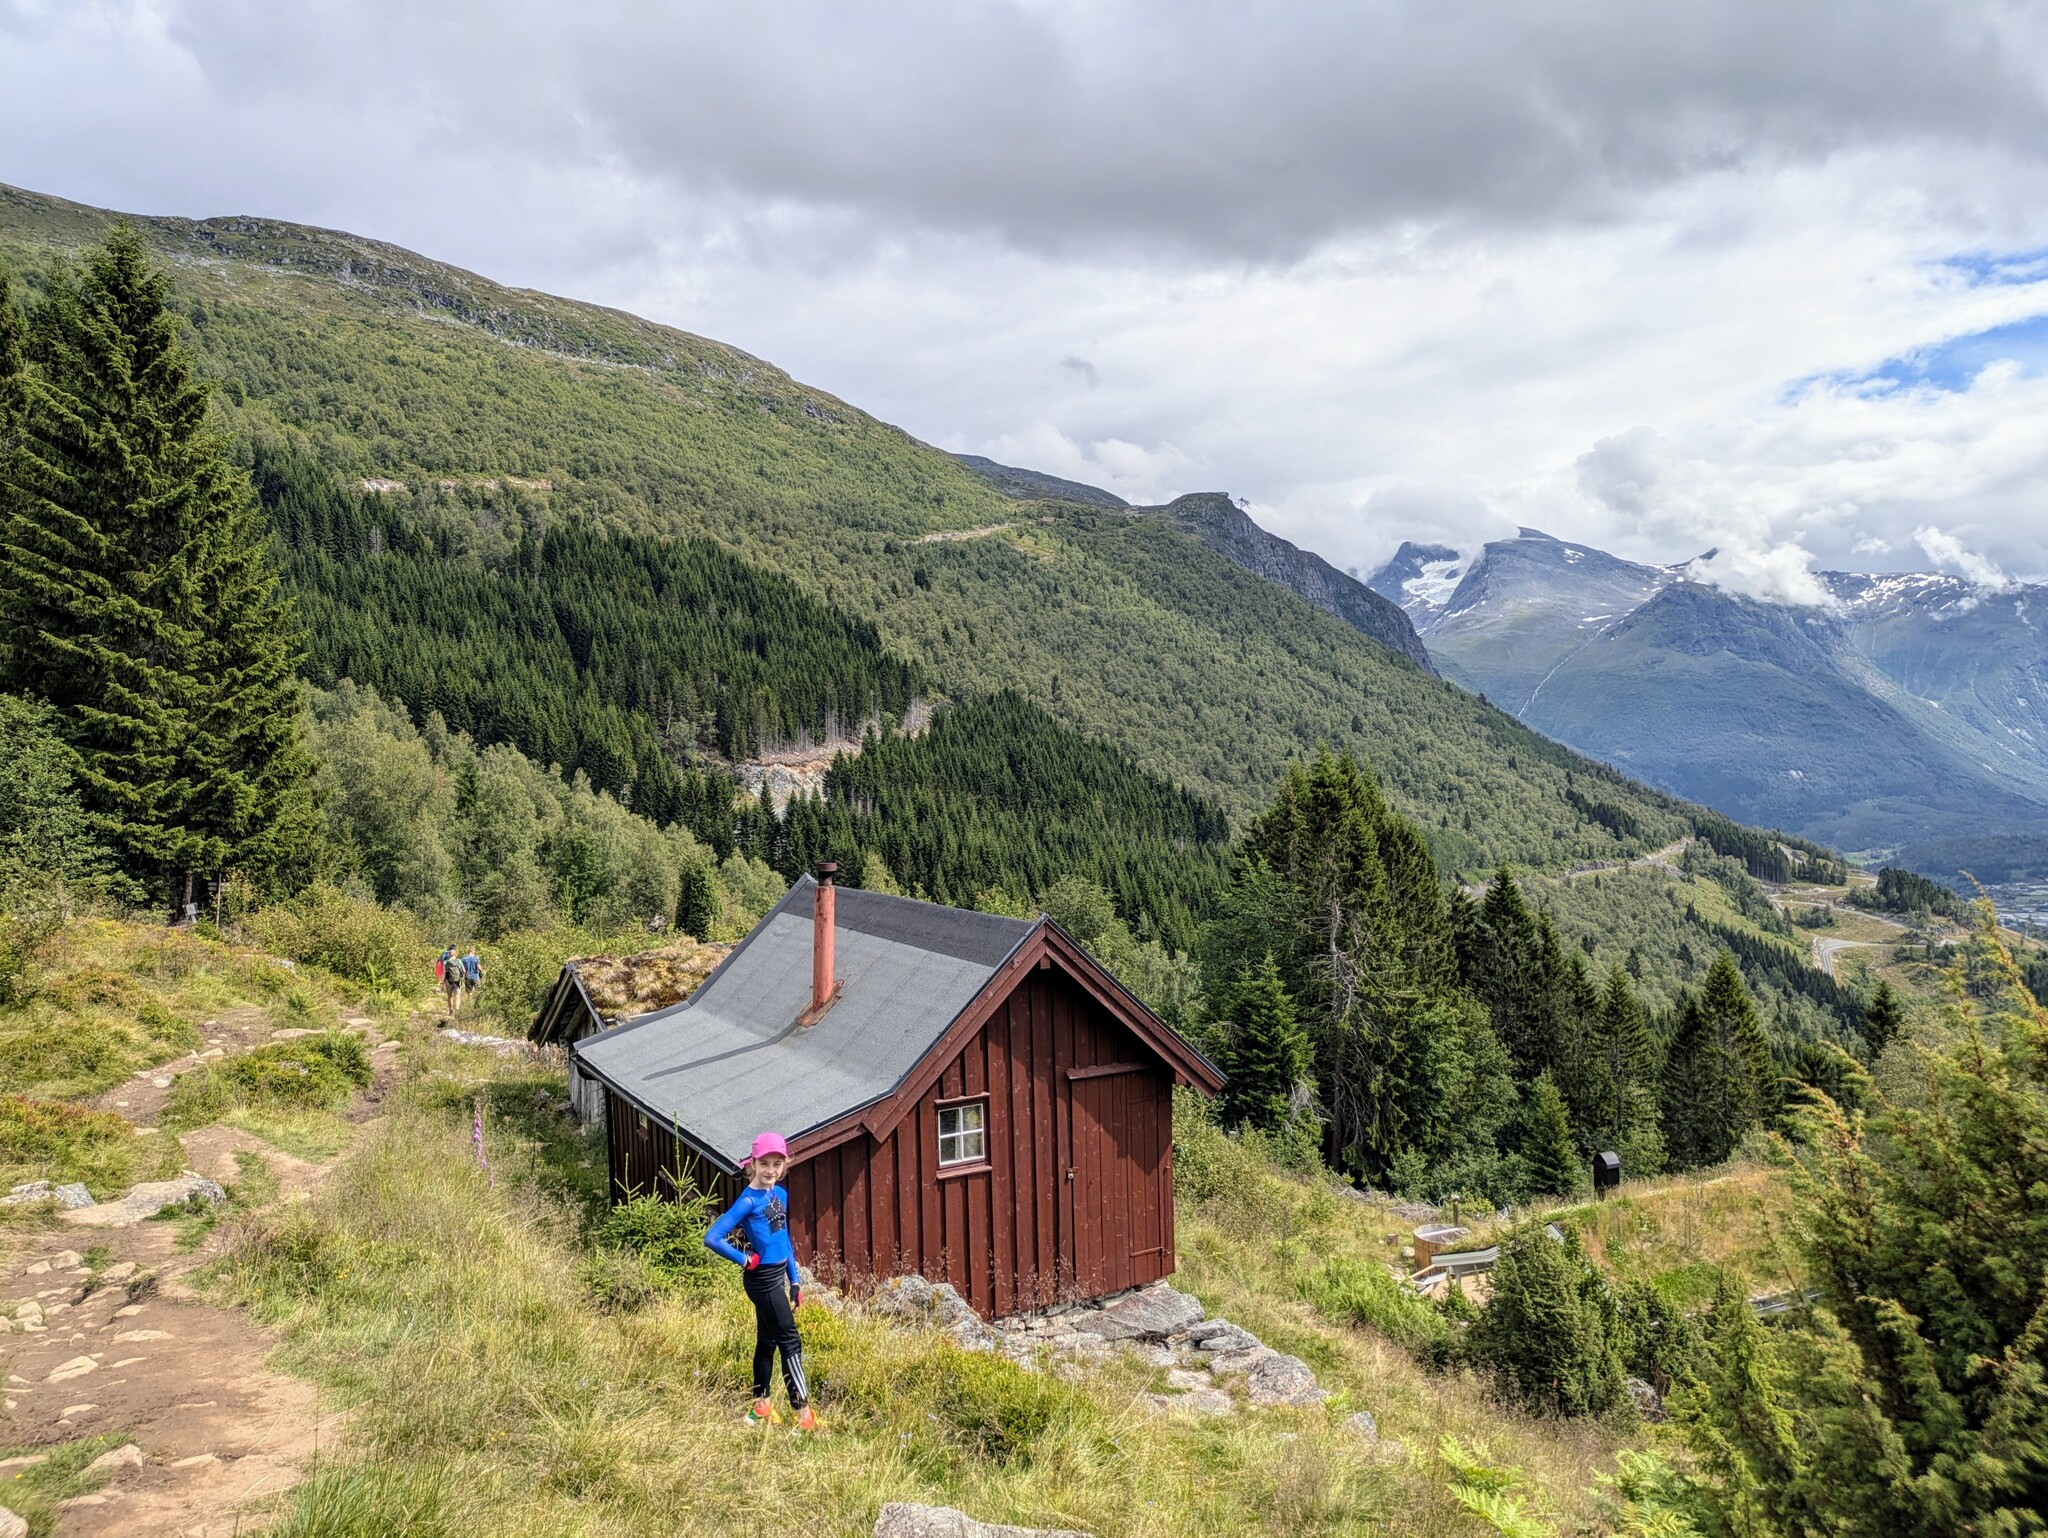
875;1505;1093;1538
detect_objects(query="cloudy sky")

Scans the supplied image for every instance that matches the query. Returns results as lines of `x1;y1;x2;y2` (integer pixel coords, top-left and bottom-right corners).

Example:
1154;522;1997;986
7;1;2048;597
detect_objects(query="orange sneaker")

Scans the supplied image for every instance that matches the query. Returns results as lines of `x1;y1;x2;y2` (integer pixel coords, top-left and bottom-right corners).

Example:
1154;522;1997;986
745;1399;779;1427
793;1405;821;1434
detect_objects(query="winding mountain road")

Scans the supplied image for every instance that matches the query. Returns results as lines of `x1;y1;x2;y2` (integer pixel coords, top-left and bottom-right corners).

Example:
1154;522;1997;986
1813;936;1884;979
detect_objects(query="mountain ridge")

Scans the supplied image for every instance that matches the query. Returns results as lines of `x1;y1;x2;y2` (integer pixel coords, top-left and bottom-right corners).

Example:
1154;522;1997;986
954;461;1435;669
3;180;1720;875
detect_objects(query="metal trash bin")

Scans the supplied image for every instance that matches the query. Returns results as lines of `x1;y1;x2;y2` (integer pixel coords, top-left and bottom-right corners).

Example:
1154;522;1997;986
1593;1150;1622;1196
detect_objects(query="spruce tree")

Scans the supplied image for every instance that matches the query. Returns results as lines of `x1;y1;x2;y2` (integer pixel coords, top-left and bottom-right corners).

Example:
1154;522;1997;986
1522;1072;1582;1198
1661;952;1772;1169
0;264;22;432
1217;748;1454;1173
1588;962;1662;1172
1217;953;1312;1133
1861;978;1903;1059
0;229;314;912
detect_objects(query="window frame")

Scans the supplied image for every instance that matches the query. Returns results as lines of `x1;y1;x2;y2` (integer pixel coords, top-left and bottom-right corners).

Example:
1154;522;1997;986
934;1096;990;1172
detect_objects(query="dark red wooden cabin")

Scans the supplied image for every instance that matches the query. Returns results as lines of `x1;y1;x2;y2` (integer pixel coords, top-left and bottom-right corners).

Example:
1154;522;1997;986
574;868;1223;1317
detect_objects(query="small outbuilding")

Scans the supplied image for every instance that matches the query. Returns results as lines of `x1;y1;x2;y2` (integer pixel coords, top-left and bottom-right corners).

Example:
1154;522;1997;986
529;939;730;1122
573;865;1223;1317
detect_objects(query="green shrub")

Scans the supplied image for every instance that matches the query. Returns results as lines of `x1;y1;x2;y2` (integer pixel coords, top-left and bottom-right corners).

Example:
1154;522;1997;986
1468;1224;1630;1417
590;1189;720;1290
574;1247;662;1313
933;1348;1079;1463
1296;1253;1450;1356
0;1094;179;1196
476;926;590;1028
247;883;428;989
1613;1275;1702;1391
1171;1085;1272;1201
162;1030;373;1129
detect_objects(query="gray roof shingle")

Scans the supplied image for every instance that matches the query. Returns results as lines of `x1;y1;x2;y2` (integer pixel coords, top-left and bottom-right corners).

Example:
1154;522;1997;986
574;876;1036;1170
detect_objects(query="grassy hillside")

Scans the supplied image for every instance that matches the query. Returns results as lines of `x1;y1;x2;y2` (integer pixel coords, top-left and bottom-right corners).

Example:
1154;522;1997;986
0;182;1696;876
210;1018;1717;1537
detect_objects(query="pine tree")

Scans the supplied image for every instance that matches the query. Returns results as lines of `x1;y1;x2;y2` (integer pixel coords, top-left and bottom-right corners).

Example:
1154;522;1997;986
1861;978;1903;1059
1661;952;1772;1170
1522;1072;1582;1198
1217;953;1312;1133
0;231;314;911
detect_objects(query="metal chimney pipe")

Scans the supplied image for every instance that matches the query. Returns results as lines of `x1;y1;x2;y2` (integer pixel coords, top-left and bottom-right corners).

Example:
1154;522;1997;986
806;861;840;1023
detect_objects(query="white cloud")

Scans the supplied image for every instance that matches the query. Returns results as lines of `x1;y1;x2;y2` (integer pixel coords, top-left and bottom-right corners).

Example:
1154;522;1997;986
1915;524;2016;590
950;423;1192;507
3;1;2048;586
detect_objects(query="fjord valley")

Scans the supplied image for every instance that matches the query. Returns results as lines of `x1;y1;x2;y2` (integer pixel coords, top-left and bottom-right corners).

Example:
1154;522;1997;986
0;191;2042;1538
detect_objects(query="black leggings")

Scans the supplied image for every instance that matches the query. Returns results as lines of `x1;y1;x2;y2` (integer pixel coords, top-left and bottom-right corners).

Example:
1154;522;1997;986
744;1262;807;1408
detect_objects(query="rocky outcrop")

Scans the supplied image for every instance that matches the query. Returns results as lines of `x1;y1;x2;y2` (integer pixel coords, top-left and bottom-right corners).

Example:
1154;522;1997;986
62;1171;224;1228
869;1274;1001;1353
1069;1280;1204;1341
874;1505;1092;1538
0;1180;92;1208
868;1276;1337;1418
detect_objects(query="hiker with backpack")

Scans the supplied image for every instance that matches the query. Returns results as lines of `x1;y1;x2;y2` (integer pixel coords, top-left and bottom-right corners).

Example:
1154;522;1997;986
461;947;483;1005
439;945;464;1019
705;1132;818;1433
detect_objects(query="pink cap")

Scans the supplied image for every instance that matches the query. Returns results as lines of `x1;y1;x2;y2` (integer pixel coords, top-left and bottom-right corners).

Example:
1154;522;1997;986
743;1131;789;1165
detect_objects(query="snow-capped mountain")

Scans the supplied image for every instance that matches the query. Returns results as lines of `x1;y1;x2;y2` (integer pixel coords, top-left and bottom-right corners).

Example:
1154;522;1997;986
1368;531;2048;867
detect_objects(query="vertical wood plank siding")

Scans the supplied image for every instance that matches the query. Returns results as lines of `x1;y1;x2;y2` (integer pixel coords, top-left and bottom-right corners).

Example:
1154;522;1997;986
602;963;1177;1318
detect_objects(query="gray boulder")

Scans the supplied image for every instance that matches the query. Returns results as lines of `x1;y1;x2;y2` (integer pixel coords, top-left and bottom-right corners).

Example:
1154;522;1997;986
1345;1410;1379;1441
1070;1281;1203;1341
1186;1318;1262;1354
1243;1353;1327;1408
50;1183;94;1209
1206;1345;1278;1379
0;1505;25;1538
870;1275;999;1353
874;1503;1093;1538
64;1171;222;1228
870;1274;940;1319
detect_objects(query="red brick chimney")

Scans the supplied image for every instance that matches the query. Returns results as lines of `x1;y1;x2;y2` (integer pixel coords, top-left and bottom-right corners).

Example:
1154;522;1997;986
800;861;842;1026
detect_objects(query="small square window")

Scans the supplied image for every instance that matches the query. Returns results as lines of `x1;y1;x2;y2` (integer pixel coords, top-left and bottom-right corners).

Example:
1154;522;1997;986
937;1102;986;1166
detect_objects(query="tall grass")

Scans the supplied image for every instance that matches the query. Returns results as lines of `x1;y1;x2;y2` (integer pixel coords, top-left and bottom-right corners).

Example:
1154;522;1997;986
0;1094;182;1197
211;1043;1480;1538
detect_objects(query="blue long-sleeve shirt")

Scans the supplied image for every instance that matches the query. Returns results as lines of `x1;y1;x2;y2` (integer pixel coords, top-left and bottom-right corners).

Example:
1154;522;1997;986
704;1183;799;1278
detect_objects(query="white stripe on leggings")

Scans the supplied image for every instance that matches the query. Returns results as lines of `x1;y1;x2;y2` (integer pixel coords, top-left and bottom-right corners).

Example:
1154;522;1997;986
785;1348;807;1407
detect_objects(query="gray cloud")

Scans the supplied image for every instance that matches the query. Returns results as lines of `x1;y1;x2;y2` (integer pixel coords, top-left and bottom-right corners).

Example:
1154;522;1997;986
7;1;2048;587
52;0;2048;261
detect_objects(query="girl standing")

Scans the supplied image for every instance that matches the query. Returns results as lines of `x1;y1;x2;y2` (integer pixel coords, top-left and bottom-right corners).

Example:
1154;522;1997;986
704;1132;818;1432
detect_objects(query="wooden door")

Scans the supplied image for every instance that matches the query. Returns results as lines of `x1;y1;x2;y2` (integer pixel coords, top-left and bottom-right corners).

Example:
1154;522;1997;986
1067;1067;1171;1296
1069;1075;1113;1294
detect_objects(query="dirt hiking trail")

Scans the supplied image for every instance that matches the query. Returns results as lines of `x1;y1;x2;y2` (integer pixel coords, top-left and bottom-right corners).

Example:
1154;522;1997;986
1;1011;408;1535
